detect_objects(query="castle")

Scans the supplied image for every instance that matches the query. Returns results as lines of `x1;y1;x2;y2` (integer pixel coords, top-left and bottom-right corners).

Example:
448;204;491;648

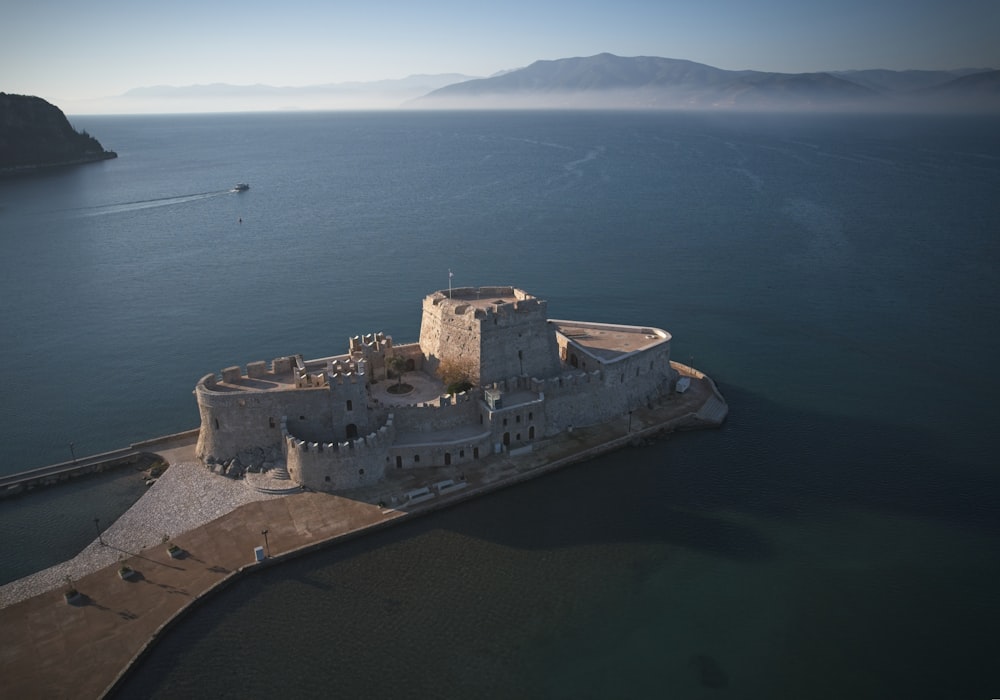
194;286;682;493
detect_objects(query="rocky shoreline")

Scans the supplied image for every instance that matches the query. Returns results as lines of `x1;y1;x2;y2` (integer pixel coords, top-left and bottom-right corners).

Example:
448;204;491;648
0;150;117;176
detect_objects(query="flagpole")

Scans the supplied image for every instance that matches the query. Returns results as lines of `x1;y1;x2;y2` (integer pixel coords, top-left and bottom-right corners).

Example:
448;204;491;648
448;269;453;298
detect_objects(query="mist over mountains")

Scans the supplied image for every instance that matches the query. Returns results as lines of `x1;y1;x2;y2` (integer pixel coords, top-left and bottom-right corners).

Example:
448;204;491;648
411;54;1000;111
86;54;999;113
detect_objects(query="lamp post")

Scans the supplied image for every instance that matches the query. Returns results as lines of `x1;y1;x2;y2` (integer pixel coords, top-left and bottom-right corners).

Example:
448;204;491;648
261;529;270;558
69;442;77;464
94;517;104;546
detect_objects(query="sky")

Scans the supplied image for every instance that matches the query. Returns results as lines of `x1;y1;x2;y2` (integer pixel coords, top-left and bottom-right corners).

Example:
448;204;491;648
3;0;998;113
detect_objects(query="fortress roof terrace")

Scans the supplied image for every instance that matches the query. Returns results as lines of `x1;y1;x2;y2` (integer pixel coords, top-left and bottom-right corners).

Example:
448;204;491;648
207;371;298;392
442;287;520;310
550;320;670;361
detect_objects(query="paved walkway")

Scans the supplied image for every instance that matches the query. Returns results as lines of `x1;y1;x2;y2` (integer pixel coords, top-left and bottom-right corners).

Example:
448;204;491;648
0;371;724;699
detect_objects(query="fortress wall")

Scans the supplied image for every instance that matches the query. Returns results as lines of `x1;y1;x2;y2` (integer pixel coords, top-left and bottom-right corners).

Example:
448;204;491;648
324;375;374;442
195;382;332;463
419;297;483;382
391;392;481;433
387;431;494;472
485;395;546;450
382;342;427;380
284;416;392;492
419;287;562;385
477;302;563;384
539;345;675;434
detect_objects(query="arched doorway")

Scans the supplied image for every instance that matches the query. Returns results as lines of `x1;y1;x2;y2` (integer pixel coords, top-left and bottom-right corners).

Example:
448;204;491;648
345;423;358;440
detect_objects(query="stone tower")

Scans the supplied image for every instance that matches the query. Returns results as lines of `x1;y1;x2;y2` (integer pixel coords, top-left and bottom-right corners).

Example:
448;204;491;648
418;286;563;386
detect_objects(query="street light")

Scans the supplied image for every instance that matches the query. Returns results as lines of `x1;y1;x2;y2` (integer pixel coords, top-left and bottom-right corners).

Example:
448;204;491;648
94;517;104;546
261;529;270;558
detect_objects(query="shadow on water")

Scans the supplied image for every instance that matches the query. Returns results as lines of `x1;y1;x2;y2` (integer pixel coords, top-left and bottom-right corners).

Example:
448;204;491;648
393;383;1000;556
110;384;1000;700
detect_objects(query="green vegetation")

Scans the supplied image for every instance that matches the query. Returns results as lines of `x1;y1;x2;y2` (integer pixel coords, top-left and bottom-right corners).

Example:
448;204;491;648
386;354;408;389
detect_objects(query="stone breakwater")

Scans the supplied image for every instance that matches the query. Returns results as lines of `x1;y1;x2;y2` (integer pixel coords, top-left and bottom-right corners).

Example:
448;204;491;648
0;463;279;609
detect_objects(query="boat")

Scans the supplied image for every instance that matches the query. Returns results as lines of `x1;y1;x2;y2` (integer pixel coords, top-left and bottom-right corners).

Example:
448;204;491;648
233;183;250;192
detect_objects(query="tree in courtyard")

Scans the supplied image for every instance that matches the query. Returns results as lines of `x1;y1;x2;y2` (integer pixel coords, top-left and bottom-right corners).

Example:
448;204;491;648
387;354;408;389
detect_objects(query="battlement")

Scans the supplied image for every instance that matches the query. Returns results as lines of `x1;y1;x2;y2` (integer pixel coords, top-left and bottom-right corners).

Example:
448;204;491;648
349;331;392;356
283;413;395;491
281;413;395;455
424;286;546;321
326;357;368;382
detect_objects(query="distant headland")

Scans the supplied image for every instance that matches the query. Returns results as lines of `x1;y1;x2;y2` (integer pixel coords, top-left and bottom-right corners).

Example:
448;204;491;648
0;93;116;174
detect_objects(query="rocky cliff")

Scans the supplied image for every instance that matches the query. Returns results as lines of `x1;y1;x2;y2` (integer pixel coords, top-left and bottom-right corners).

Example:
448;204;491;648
0;93;116;172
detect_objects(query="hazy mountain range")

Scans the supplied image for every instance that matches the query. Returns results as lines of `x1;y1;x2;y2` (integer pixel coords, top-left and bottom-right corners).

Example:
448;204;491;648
411;54;1000;111
106;54;999;113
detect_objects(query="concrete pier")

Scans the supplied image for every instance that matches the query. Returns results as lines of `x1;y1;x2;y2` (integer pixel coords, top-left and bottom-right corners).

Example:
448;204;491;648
0;430;200;499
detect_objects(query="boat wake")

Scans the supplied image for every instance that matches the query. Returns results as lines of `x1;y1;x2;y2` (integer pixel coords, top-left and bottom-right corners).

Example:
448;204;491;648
76;190;235;217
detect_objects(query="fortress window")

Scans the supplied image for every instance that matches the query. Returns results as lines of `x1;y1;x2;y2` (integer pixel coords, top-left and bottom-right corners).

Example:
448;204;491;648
396;456;403;469
358;469;365;476
516;415;521;423
474;447;480;459
346;400;353;411
213;418;219;430
460;450;465;458
325;476;331;482
528;412;533;421
620;373;624;383
299;415;306;421
529;426;535;439
636;367;640;377
414;454;420;463
269;417;275;428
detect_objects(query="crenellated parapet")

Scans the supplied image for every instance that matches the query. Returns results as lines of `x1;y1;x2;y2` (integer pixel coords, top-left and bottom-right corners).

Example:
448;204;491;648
283;414;394;491
391;389;481;433
350;331;392;357
326;357;367;382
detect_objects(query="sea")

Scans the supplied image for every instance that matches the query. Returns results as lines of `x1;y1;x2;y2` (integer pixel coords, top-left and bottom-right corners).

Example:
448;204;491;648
1;110;998;699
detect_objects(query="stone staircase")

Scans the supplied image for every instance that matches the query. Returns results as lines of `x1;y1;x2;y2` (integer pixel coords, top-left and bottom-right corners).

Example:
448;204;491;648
695;395;729;425
270;464;291;481
245;463;301;495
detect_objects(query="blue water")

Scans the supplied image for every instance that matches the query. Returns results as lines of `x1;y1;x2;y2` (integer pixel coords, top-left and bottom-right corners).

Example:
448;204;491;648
2;110;999;698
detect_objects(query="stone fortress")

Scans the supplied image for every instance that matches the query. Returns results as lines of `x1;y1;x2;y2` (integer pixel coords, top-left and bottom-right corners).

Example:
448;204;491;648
195;286;699;494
